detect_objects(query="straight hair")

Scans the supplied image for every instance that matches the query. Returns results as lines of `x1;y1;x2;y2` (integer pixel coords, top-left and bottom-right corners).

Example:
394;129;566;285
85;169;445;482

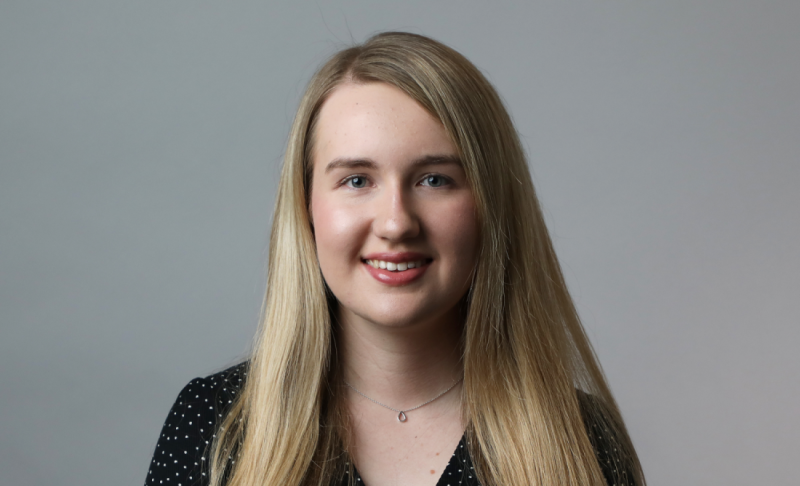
209;31;645;486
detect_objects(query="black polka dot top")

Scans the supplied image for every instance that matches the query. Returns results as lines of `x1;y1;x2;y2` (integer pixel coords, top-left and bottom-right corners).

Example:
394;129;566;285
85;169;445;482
144;363;634;486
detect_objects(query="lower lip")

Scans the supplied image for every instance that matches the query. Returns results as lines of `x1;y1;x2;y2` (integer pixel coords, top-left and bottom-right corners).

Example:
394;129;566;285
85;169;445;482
363;261;429;286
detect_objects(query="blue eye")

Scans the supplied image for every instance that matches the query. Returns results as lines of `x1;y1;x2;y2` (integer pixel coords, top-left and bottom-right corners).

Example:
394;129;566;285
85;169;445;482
346;176;368;188
421;175;448;187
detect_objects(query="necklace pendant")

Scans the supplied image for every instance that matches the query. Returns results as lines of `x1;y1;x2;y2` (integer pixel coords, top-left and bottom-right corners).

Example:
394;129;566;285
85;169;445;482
397;411;407;423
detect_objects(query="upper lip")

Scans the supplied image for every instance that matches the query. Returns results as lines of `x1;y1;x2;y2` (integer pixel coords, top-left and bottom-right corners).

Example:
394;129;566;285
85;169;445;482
362;252;431;263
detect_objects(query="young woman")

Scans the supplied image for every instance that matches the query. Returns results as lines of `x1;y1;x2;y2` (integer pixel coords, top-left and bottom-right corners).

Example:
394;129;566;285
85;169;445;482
145;32;645;486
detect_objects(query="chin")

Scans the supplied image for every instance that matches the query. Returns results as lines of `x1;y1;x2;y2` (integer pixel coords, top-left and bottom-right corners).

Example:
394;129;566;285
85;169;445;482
354;302;457;330
356;309;422;328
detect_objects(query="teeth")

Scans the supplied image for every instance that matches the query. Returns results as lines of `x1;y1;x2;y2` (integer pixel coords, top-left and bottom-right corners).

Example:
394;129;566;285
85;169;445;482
367;260;426;272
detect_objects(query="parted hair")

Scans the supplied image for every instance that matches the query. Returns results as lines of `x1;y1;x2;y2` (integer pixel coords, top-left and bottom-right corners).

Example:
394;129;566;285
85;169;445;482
209;31;645;486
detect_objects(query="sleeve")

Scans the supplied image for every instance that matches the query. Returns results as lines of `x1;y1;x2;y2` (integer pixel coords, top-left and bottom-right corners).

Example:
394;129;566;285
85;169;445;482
144;377;220;486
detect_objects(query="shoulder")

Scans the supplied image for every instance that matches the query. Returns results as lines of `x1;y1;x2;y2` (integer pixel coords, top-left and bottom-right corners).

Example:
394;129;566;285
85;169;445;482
576;390;640;486
144;362;248;486
183;362;249;412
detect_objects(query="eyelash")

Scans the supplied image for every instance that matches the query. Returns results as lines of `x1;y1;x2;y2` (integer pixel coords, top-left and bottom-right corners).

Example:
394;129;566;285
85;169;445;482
341;174;452;189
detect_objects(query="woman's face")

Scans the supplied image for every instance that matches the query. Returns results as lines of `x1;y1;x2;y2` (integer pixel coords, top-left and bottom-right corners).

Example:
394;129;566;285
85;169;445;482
309;82;479;330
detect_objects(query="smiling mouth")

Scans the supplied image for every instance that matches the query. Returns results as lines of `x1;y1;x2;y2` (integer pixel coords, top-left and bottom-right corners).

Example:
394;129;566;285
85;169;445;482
362;258;432;272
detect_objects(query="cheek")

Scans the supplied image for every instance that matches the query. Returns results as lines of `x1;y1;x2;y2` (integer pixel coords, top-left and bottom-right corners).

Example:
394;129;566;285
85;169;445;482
310;194;369;269
428;197;480;263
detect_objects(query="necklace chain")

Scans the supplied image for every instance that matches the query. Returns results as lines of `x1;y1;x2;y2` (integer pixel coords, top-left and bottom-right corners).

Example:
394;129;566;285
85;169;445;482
344;377;464;423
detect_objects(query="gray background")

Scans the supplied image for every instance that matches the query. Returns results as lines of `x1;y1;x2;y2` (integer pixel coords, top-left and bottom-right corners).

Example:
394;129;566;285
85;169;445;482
1;1;798;485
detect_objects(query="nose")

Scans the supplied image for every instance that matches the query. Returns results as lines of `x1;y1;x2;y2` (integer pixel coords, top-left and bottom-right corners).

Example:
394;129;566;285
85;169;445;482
372;185;420;241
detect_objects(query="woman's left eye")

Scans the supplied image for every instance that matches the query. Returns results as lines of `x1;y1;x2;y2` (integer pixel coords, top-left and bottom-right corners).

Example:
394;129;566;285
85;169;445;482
420;174;450;187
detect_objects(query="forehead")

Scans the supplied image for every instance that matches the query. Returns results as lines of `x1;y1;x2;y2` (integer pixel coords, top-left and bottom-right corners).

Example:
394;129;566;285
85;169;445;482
312;82;456;167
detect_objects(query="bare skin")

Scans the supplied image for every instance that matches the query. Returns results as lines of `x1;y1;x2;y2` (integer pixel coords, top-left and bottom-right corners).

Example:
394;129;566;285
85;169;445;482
340;311;465;486
310;82;478;486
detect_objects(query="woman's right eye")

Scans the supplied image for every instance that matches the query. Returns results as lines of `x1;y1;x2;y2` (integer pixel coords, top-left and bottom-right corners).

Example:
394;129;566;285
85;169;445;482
344;175;368;188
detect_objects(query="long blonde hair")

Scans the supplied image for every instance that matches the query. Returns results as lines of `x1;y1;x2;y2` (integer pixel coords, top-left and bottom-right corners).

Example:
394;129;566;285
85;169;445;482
210;32;645;486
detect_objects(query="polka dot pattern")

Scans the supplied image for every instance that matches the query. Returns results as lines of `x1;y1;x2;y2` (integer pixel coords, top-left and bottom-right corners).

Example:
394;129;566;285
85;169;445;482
145;364;631;486
145;363;246;486
343;435;479;486
579;391;637;486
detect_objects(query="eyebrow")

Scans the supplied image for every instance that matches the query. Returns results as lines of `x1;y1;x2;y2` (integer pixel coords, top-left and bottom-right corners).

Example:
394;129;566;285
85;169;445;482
324;154;462;174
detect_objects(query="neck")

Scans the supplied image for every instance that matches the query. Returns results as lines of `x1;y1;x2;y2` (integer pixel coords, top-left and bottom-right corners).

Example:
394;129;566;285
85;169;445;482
337;307;464;410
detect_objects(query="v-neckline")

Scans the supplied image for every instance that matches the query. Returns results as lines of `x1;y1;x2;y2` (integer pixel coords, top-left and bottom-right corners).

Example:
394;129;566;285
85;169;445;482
345;434;480;486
